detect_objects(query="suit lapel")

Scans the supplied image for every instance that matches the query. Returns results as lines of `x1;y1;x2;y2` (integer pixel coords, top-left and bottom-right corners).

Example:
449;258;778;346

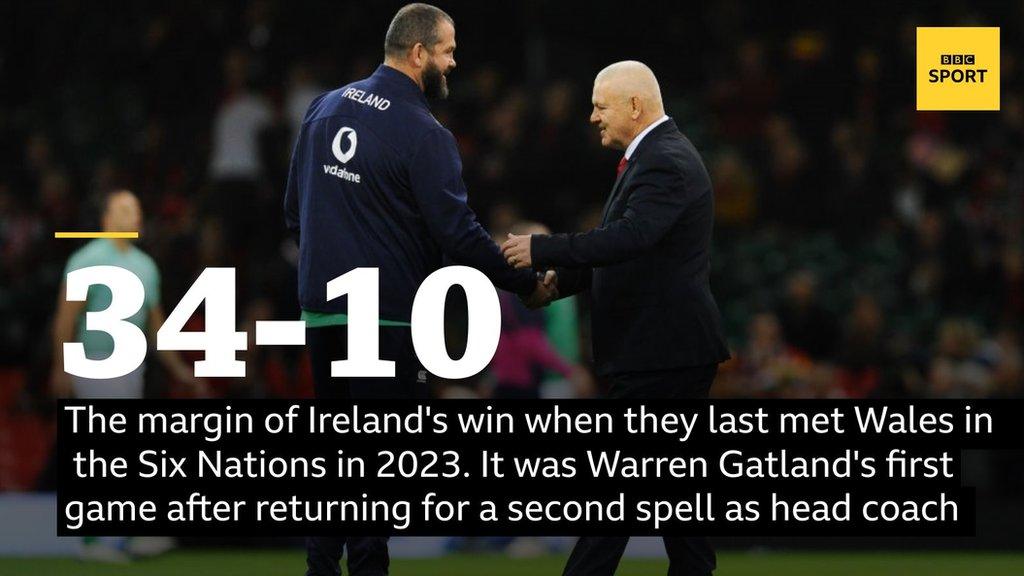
599;119;680;225
600;160;635;224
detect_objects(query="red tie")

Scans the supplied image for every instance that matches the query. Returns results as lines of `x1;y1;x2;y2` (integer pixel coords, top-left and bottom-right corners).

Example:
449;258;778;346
616;156;628;176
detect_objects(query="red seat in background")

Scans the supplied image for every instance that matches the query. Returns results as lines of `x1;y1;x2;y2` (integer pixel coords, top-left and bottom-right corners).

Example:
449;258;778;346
0;368;56;491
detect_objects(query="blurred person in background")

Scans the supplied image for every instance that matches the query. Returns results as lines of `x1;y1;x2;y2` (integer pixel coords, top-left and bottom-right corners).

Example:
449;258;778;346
286;63;326;140
48;189;206;562
209;49;273;184
836;294;894;398
775;269;839;361
710;148;758;229
50;190;205;400
208;47;274;251
926;318;992;398
734;311;820;398
978;325;1023;399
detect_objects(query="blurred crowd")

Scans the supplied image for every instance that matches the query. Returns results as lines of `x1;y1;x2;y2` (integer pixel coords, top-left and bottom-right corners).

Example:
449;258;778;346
1;2;1022;487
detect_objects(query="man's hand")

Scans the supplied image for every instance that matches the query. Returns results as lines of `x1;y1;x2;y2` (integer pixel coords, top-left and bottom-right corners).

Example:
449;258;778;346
522;270;559;309
502;233;535;269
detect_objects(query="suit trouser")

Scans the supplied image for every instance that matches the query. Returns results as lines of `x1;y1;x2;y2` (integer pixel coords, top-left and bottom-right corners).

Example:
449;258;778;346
563;363;718;576
305;324;425;576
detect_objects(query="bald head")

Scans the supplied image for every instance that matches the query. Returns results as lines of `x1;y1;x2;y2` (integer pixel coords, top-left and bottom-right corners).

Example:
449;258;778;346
595;61;664;110
590;61;665;150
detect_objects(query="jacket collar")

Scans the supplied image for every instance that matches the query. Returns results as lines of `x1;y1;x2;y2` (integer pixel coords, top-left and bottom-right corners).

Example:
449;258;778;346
627;117;677;162
600;119;679;224
624;115;671;159
374;64;429;109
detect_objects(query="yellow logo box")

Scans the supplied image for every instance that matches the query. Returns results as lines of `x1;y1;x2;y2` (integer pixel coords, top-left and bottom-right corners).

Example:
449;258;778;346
916;27;999;111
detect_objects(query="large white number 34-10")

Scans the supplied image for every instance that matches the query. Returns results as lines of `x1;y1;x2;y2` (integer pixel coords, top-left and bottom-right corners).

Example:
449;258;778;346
63;266;501;380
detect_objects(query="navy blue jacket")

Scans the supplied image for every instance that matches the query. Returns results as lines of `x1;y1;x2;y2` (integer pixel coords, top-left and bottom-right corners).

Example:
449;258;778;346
285;65;535;321
532;119;730;375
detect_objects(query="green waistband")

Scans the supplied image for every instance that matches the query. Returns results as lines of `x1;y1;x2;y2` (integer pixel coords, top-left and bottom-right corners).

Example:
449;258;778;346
301;310;411;328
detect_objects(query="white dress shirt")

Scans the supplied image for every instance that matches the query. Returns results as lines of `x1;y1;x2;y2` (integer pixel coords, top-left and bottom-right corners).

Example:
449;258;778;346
624;115;670;160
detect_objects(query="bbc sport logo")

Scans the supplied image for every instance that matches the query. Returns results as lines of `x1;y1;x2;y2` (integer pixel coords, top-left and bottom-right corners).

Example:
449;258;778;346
929;54;988;83
916;27;999;111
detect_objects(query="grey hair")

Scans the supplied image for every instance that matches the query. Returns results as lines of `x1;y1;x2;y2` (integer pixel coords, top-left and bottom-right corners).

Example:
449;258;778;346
384;3;453;57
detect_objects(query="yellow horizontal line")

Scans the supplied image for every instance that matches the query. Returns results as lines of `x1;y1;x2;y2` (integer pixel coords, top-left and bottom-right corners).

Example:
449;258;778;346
54;232;139;239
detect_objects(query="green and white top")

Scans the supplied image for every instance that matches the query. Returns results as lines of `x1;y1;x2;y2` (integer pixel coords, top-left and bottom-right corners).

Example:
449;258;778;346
64;239;161;359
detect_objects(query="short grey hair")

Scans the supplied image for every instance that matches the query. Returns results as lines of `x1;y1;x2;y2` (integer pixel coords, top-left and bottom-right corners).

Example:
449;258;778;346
384;3;453;57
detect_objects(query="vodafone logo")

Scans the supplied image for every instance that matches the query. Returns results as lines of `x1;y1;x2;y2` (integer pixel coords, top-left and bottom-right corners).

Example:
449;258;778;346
323;126;361;183
331;127;357;164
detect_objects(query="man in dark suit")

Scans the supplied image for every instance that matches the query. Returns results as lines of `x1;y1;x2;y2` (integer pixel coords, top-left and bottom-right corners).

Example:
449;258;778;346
501;61;730;576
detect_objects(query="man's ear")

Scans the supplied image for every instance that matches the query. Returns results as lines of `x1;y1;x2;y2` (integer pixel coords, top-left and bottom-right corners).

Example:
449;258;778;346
412;43;426;68
630;96;642;120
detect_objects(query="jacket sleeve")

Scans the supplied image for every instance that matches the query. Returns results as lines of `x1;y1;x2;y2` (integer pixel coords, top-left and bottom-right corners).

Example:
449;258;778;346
409;127;536;297
553;267;592;298
532;159;695;268
283;134;302;242
284;92;328;244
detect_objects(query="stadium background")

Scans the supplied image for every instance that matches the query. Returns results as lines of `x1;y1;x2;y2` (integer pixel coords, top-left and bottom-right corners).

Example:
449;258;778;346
1;0;1021;573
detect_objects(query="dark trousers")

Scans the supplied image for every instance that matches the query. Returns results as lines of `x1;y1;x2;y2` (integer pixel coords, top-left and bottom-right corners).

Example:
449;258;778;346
564;364;718;576
307;324;427;400
305;324;425;576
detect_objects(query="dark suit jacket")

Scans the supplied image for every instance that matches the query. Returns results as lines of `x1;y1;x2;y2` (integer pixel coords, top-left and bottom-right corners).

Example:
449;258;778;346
532;119;730;376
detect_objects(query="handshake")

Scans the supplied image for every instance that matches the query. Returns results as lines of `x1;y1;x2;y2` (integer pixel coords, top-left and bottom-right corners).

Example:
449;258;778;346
502;233;558;309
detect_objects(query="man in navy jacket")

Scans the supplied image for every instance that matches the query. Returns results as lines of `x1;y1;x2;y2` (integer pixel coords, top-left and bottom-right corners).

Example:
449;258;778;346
284;3;553;398
285;4;554;575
